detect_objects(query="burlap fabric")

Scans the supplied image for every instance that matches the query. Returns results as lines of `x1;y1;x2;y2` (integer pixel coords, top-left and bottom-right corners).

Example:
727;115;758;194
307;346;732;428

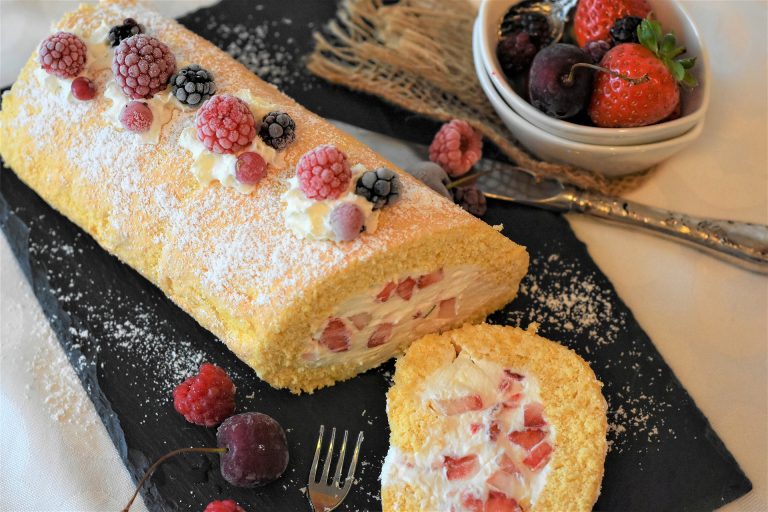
307;0;654;195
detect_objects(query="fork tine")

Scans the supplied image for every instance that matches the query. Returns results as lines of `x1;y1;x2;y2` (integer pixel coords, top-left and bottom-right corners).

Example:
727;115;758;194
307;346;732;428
309;425;324;483
332;430;349;487
344;432;365;487
320;427;336;485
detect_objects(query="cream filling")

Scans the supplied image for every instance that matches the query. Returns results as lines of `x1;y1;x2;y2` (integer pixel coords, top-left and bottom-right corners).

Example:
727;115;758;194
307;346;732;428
302;265;505;368
381;353;554;511
282;164;379;241
178;89;284;193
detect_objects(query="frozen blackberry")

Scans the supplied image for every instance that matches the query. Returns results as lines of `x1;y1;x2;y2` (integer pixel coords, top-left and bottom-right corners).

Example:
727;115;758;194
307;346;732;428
171;64;215;108
610;16;643;44
107;18;144;47
355;167;401;210
501;11;552;47
453;184;487;217
259;111;296;150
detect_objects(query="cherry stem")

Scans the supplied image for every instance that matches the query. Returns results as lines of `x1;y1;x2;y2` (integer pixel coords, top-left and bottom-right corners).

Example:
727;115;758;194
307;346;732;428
122;447;227;512
564;62;649;86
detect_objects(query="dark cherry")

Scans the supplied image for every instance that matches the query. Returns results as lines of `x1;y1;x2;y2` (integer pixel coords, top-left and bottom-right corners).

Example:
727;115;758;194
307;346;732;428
528;43;594;119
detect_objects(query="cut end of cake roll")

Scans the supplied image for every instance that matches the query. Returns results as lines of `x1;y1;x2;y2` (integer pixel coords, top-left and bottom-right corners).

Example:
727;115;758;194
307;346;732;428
0;0;528;394
381;323;608;512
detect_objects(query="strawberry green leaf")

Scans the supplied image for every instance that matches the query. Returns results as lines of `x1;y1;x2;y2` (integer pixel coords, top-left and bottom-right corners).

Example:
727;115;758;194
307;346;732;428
660;34;677;54
679;57;697;69
681;72;698;88
668;60;685;82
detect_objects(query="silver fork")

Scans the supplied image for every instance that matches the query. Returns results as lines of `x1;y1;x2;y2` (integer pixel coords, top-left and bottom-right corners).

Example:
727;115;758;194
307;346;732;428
307;425;365;512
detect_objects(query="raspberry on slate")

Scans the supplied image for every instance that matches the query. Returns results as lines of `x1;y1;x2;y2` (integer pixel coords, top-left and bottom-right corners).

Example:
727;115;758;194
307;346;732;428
39;32;87;79
71;77;96;101
296;144;351;200
428;120;483;178
217;412;290;487
171;64;216;108
235;152;268;186
330;203;365;242
355;167;401;210
497;31;539;76
107;18;144;47
204;500;247;512
195;94;257;154
119;101;153;133
172;363;236;427
259;111;296;150
112;34;176;99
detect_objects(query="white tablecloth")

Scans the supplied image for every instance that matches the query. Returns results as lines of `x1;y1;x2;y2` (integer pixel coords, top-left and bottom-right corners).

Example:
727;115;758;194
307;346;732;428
1;1;765;511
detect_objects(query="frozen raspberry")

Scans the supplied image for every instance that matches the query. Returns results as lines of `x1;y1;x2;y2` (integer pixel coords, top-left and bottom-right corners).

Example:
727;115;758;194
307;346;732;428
112;34;175;99
39;32;86;79
71;77;96;101
296;144;351;200
172;363;235;427
204;500;246;512
217;412;289;487
195;94;257;154
330;203;365;241
428;120;482;177
119;101;153;133
236;152;268;186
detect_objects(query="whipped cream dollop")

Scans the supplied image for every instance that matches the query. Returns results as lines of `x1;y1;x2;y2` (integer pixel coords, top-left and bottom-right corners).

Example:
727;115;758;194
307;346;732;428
381;352;555;511
178;89;283;193
33;22;112;103
283;164;379;242
103;81;175;145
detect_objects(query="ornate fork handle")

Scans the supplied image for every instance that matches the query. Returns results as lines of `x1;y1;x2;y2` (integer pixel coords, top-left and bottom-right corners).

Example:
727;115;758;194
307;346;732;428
571;191;768;273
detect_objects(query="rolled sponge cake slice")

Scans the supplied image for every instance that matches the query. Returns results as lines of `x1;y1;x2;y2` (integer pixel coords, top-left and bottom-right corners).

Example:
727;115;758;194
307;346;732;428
0;0;528;393
381;323;608;511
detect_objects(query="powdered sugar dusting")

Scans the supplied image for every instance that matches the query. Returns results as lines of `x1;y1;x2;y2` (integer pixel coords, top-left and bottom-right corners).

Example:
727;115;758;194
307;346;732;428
493;251;675;454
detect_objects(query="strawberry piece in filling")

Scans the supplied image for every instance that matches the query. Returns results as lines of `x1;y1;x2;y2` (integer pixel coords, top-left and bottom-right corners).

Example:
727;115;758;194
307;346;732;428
376;281;397;302
523;402;546;428
523;442;553;471
508;429;547;451
347;312;372;330
367;322;394;348
470;423;483;435
488;420;502;442
417;268;444;289
396;277;416;300
485;491;522;512
459;492;484;512
444;454;480;481
317;318;351;352
432;394;484;416
438;297;457;318
497;454;520;475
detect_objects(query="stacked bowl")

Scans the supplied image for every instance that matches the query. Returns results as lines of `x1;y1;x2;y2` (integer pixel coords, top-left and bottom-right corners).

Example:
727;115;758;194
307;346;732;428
474;0;710;176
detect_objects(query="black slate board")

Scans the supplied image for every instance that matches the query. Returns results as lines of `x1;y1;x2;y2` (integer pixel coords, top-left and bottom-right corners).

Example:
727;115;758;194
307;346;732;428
0;0;752;510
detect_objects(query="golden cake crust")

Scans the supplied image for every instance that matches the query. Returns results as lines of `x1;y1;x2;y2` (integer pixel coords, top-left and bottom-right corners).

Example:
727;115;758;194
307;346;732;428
0;0;528;392
382;324;608;511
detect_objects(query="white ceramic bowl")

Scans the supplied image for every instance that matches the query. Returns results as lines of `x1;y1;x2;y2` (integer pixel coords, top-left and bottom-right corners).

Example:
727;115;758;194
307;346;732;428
477;0;710;146
472;20;704;176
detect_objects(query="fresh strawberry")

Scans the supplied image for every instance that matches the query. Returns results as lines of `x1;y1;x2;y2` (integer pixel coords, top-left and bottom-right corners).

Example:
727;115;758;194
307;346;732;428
588;18;698;127
443;454;480;480
573;0;651;47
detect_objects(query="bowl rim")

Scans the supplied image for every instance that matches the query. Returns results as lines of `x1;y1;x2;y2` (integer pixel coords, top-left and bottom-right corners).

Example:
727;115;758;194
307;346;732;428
476;0;711;141
472;18;706;156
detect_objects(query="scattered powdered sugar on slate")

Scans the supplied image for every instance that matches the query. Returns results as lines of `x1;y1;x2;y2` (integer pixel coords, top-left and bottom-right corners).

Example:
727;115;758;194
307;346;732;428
493;251;675;454
201;13;318;92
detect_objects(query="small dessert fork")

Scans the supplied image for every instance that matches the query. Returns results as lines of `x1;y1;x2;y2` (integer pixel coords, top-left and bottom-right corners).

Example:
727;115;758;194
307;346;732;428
307;425;365;512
